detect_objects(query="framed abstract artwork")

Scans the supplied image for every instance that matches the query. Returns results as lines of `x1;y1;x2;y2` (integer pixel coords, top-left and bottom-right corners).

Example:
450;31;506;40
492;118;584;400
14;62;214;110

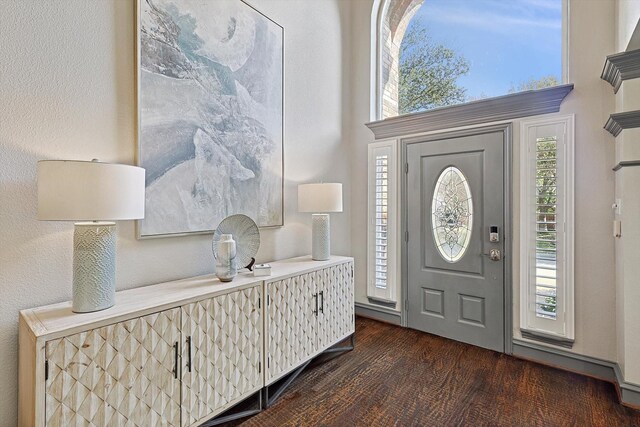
136;0;284;238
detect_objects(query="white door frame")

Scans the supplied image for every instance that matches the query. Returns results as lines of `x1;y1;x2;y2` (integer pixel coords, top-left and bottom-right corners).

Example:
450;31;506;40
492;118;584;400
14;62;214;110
400;123;514;354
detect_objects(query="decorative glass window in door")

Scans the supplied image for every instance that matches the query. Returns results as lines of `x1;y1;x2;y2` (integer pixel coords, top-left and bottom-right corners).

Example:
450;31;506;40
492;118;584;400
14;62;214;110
431;166;473;263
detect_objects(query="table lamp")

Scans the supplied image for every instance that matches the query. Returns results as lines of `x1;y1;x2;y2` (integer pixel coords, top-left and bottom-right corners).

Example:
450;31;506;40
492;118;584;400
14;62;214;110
298;183;343;261
37;160;145;313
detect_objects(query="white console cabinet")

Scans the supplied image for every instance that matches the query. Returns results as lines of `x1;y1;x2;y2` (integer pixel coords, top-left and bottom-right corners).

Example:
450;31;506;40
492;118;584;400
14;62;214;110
265;261;354;384
19;256;354;427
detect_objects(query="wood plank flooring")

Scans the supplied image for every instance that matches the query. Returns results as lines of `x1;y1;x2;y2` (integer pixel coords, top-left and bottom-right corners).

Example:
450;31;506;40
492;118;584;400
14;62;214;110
229;317;640;426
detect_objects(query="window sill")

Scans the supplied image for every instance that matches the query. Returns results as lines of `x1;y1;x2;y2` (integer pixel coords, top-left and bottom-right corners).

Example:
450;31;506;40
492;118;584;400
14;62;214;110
366;84;574;140
367;297;397;310
520;328;574;349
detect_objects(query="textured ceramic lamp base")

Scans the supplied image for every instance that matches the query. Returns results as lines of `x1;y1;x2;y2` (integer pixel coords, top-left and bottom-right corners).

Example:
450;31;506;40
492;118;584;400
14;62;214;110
73;222;117;313
312;214;331;261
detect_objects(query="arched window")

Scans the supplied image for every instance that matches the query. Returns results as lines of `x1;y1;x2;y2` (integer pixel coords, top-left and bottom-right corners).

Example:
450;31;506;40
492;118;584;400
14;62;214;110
372;0;426;120
372;0;565;121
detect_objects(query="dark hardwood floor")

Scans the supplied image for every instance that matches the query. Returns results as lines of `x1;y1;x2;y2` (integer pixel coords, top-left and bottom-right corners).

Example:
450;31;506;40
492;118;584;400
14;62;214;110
229;317;640;427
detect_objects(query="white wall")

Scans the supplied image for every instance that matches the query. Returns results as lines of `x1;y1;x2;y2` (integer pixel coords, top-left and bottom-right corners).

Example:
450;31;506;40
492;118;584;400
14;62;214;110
614;0;640;386
349;0;617;361
0;1;353;424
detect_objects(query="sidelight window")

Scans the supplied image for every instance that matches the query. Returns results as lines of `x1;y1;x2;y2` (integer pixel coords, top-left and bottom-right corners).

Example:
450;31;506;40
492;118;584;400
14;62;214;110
520;115;574;344
367;140;398;304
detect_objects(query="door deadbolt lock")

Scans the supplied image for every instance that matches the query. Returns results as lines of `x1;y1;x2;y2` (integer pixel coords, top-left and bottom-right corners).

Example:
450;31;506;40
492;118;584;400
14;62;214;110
489;225;500;242
489;249;501;261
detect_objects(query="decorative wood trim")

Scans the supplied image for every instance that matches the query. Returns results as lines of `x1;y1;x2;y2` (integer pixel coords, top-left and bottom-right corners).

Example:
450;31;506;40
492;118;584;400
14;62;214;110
604;110;640;137
365;84;574;140
601;48;640;93
613;160;640;171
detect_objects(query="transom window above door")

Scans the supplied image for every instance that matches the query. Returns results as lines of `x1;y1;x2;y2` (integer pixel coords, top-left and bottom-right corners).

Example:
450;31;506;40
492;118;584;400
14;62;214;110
373;0;565;119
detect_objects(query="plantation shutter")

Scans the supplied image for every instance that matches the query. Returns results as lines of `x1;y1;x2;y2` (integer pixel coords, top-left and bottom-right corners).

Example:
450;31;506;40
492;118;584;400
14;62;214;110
534;136;559;319
520;117;574;342
368;141;397;303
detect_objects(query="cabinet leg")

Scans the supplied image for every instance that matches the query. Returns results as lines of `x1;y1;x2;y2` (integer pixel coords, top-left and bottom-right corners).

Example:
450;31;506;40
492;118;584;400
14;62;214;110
263;359;313;409
322;333;355;354
262;334;356;411
198;390;263;426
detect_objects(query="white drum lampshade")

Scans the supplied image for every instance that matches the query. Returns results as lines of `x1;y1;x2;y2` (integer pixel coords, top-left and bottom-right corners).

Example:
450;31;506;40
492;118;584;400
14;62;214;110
298;183;343;261
37;160;145;313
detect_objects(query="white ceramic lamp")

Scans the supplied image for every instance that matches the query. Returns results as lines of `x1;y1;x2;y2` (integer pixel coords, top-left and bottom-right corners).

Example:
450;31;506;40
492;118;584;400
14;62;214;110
38;160;145;313
298;183;343;261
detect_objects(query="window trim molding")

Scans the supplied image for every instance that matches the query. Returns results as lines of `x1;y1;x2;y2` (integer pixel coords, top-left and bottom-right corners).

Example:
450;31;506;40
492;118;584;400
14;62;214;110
370;0;386;121
366;84;574;140
519;114;575;344
562;0;570;85
367;139;399;304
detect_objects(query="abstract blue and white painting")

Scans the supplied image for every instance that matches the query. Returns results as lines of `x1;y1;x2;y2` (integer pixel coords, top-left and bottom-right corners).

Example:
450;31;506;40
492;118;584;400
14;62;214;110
137;0;283;237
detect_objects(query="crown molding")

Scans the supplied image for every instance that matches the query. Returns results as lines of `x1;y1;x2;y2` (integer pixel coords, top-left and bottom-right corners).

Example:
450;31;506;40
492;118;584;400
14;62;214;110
366;84;574;140
613;160;640;172
604;110;640;137
601;48;640;93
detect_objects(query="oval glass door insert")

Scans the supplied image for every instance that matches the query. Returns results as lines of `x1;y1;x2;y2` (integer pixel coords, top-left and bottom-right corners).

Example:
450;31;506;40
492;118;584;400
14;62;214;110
431;166;473;263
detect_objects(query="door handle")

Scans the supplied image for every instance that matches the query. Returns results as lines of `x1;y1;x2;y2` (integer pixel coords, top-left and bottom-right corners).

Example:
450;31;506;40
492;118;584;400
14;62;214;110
482;249;502;261
319;291;324;314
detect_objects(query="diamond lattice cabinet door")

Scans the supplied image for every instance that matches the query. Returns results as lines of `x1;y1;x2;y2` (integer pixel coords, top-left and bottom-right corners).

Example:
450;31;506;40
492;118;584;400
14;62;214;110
331;261;355;343
181;285;262;426
316;267;332;350
317;262;355;349
45;308;181;427
265;272;318;384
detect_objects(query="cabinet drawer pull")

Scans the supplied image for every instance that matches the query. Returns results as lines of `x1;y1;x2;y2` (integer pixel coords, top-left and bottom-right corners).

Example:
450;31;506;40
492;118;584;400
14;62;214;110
313;292;318;316
319;291;324;314
173;341;179;379
186;336;192;373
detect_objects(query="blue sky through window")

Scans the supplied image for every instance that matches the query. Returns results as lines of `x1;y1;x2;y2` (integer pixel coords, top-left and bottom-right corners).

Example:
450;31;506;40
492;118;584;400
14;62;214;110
405;0;562;100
